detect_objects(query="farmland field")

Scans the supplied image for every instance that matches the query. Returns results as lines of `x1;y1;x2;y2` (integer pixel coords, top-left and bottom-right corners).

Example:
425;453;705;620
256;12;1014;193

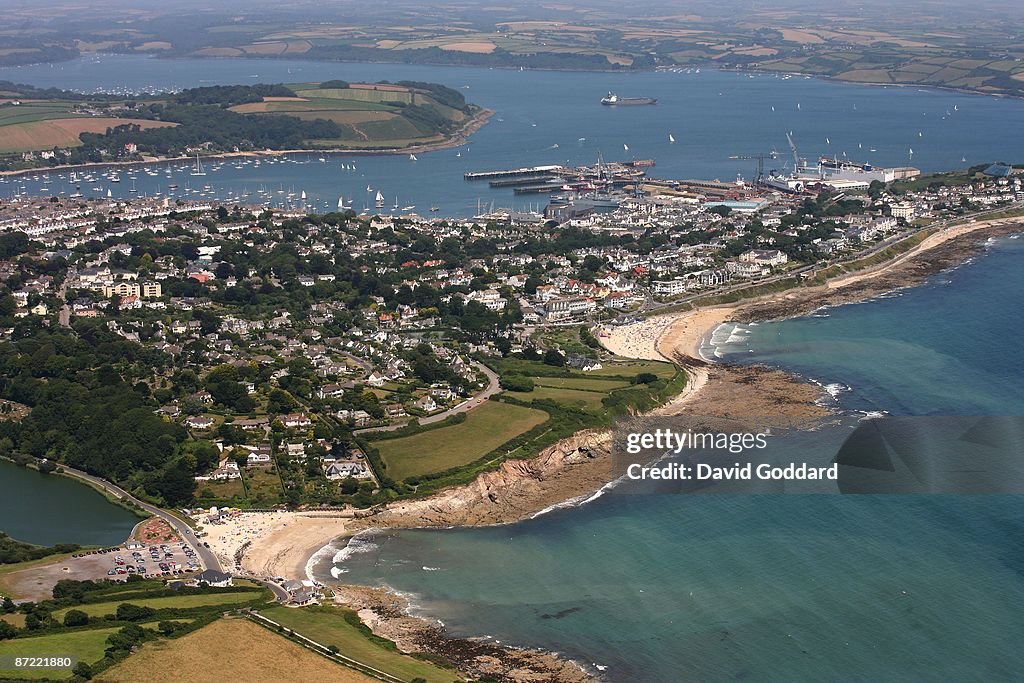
508;385;608;409
52;590;263;620
0;627;121;680
0;114;176;153
260;605;457;683
224;82;468;148
534;376;631;392
97;617;374;683
373;400;548;480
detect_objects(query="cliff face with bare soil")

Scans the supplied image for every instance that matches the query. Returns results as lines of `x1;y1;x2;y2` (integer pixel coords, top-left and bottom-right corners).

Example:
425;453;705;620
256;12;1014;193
356;430;612;529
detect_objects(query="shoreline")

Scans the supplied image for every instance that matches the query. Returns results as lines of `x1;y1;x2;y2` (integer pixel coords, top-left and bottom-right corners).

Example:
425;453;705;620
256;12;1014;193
14;51;1020;102
0;107;493;180
203;214;1022;682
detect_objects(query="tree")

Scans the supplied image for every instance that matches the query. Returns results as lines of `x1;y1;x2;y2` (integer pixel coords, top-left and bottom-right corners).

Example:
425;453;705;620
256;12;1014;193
150;458;196;505
63;609;89;627
72;662;93;680
1;596;14;613
543;349;566;367
0;620;16;640
500;374;534;392
158;620;181;635
116;603;156;621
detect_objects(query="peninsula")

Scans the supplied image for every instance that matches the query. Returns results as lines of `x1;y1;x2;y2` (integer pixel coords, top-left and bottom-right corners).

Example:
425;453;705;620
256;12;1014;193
0;79;487;171
0;158;1021;681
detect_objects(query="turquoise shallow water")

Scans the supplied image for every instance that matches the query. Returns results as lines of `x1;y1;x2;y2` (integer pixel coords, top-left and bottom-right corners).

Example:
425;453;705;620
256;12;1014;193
326;236;1024;681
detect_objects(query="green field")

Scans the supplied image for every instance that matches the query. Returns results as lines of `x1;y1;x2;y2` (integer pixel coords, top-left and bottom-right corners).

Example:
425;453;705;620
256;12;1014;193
0;101;76;125
52;591;262;620
508;385;608;408
534;376;631;391
587;360;677;378
0;627;121;680
227;82;467;149
373;400;548;480
260;605;458;683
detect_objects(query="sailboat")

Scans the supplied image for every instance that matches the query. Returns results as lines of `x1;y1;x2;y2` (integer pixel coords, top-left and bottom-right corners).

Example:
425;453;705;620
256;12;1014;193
129;179;137;193
375;190;384;209
338;196;345;210
409;154;418;161
300;190;307;200
106;189;112;198
366;184;372;193
191;154;206;177
623;143;629;152
669;134;676;143
393;196;399;210
456;151;462;157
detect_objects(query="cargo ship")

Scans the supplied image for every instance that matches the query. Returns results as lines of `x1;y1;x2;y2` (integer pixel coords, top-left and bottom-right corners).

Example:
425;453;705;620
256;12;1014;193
600;92;657;106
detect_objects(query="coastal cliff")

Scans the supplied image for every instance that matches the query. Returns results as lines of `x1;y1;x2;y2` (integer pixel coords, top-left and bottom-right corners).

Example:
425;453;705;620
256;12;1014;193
357;430;613;529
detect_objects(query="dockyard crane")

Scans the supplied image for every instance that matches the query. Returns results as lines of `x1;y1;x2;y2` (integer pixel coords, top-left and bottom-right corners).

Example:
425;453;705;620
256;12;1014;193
727;153;772;183
786;132;802;171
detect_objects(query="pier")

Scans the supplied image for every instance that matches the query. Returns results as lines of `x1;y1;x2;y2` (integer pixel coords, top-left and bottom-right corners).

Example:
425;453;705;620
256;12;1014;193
464;165;564;181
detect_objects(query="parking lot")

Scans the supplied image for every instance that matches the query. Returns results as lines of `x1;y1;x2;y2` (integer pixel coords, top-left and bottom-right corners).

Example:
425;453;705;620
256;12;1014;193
3;543;202;602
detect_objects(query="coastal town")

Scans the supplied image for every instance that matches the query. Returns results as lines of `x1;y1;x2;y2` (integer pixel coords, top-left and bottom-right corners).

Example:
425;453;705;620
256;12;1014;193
0;158;1019;499
0;153;1022;682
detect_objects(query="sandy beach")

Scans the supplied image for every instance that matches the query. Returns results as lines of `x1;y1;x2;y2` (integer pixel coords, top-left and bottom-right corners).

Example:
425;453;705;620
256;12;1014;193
598;314;675;360
199;511;352;580
211;214;1021;683
225;216;1022;587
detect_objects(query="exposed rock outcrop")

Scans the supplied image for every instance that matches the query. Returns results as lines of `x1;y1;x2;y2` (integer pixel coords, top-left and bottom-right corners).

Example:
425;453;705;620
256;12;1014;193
356;430;612;529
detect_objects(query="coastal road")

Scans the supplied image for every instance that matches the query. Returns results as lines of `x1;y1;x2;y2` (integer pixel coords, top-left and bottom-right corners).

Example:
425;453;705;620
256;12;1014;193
354;360;501;435
54;462;223;573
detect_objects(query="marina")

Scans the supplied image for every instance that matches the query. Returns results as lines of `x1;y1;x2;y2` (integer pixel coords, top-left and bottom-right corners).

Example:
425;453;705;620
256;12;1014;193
2;56;1023;216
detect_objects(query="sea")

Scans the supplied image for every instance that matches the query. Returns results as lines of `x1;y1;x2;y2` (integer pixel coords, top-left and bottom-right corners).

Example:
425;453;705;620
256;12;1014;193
320;237;1024;681
3;55;1024;678
2;55;1024;215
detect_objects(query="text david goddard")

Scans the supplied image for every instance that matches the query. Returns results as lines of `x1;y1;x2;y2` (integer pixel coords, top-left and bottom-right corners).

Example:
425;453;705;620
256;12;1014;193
626;462;838;481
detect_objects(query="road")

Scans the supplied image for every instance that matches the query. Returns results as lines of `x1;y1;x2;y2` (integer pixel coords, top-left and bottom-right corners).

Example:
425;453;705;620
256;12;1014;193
631;204;1024;316
55;463;223;573
354;360;501;434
